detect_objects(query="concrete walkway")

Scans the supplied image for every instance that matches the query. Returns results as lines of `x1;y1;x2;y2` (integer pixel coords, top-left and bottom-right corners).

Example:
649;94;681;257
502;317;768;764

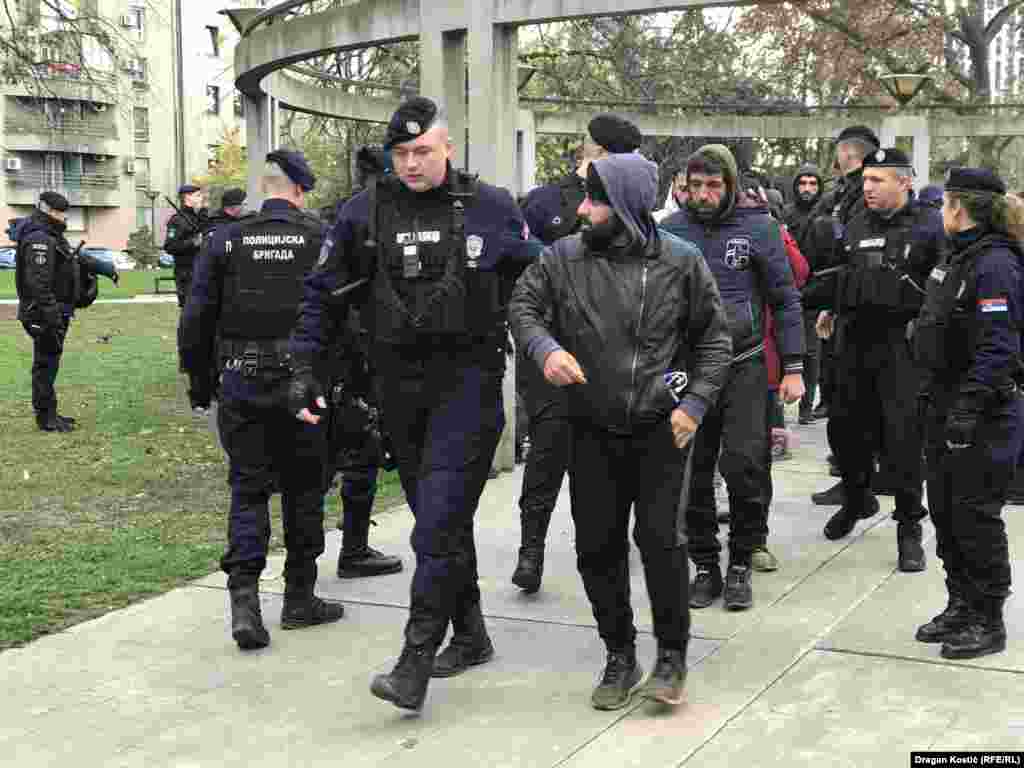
2;419;1023;767
0;295;178;305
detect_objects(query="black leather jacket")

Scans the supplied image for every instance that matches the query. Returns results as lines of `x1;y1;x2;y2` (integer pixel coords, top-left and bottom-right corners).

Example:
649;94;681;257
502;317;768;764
509;228;732;434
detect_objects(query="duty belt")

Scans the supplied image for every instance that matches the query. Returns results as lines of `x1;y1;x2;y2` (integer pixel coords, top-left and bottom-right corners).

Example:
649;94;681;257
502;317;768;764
221;339;291;376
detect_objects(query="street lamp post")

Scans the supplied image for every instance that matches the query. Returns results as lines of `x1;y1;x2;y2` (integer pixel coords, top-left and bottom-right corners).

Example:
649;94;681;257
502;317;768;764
144;189;159;265
879;73;932;108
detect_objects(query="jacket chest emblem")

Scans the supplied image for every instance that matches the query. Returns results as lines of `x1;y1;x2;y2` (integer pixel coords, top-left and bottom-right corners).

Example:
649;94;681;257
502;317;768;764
724;237;751;270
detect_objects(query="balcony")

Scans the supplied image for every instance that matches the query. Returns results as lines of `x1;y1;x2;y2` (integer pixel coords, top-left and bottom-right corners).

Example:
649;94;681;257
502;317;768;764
5;170;122;207
5;114;120;155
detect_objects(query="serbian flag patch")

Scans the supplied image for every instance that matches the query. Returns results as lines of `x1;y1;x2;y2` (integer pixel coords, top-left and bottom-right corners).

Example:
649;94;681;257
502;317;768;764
979;297;1009;313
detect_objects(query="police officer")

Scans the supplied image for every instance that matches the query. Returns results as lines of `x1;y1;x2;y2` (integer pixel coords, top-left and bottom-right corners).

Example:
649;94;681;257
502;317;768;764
15;192;92;432
511;114;643;594
204;187;249;234
290;97;539;711
816;148;944;571
912;168;1024;659
165;183;211;415
181;150;344;651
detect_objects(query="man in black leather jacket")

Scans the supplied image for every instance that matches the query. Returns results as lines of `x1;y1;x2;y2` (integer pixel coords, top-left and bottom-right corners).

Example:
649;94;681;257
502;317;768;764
510;151;732;712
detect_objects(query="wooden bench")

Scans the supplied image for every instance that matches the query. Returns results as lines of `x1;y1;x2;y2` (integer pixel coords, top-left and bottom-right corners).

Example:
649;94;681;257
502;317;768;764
154;275;176;295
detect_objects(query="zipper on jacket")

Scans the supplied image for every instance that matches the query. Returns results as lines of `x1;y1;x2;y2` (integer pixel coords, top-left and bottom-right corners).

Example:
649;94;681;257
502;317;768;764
626;261;649;428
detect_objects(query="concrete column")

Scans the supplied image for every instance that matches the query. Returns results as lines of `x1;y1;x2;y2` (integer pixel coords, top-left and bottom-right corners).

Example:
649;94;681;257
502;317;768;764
244;92;276;207
468;14;518;189
517;108;537;198
879;114;930;190
420;27;468;169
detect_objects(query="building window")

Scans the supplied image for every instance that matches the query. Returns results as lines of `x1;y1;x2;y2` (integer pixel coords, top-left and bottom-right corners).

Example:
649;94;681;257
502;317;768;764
126;57;146;83
233;92;244;117
123;6;144;40
134;156;150;189
206;85;220;115
206;25;220;57
133;106;149;140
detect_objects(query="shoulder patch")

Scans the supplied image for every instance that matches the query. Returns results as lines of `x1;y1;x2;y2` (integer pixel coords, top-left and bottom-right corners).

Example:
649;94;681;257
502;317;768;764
979;297;1009;313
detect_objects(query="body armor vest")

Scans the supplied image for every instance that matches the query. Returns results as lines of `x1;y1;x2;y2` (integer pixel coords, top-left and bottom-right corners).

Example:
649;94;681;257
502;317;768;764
364;172;506;346
837;209;927;316
218;209;323;342
913;237;990;374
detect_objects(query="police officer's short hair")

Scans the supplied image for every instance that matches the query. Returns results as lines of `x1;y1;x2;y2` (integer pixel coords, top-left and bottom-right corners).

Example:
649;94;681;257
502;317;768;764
261;160;294;195
837;137;874;162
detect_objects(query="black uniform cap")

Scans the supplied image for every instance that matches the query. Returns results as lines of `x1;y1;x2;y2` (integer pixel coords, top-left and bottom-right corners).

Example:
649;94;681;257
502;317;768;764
385;97;441;149
221;188;246;207
862;147;913;170
266;149;316;191
39;191;69;211
587;114;642;154
836;125;880;148
178;184;200;195
944;167;1007;196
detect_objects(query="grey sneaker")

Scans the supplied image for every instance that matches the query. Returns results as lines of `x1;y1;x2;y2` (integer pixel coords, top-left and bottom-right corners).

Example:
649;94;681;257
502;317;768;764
591;650;642;711
750;547;779;572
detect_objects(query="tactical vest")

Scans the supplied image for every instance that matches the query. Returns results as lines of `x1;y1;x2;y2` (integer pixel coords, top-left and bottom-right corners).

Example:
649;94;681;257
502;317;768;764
912;237;993;373
364;172;506;345
218;209;323;342
836;210;927;315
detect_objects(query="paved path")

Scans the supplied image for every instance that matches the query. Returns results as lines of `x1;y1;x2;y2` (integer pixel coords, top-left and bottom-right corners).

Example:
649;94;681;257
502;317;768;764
2;419;1022;767
0;295;178;305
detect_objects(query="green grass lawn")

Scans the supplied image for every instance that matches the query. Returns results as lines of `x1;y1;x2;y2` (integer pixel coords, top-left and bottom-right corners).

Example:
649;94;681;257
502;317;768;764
0;268;175;300
0;303;404;649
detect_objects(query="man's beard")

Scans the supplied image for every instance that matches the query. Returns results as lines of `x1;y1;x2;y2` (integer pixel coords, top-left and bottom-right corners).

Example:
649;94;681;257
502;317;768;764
581;213;626;250
687;198;721;221
797;191;817;205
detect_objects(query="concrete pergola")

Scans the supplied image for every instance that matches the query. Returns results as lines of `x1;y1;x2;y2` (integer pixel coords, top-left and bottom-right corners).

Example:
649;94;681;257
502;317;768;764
227;0;1024;468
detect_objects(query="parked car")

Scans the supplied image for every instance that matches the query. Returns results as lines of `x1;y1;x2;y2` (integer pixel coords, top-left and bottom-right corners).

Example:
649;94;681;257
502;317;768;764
81;247;136;271
0;247;15;269
158;251;174;269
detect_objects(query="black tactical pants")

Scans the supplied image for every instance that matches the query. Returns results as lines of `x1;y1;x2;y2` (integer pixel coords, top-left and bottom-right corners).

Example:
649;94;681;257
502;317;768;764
568;419;690;654
376;350;503;649
174;266;212;408
516;351;570;550
688;355;770;568
925;385;1022;601
337;437;380;549
218;370;328;590
827;320;926;521
30;319;68;416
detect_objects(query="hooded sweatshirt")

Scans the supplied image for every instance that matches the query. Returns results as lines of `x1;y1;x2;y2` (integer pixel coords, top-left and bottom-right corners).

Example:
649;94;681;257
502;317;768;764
784;163;822;245
661;144;805;370
590;153;659;247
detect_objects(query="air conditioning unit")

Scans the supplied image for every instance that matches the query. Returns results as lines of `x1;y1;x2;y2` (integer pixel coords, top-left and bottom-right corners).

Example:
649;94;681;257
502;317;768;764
95;104;108;112
120;13;134;27
6;158;22;171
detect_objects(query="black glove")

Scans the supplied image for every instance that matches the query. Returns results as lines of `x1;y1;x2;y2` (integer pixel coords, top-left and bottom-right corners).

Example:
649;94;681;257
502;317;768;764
288;367;325;418
945;395;983;450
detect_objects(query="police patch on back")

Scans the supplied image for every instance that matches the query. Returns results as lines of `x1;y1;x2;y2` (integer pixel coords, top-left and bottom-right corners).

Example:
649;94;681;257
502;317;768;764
242;231;306;262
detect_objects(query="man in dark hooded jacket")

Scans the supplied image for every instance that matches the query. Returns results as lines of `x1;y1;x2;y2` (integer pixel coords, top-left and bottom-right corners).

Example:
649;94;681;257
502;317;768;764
662;144;805;612
510;151;732;712
784;163;823;423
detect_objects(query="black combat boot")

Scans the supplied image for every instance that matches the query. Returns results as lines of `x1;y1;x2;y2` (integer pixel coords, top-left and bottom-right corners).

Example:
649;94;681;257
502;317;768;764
896;520;926;572
723;564;753;611
916;588;971;643
941;598;1007;660
511;546;544;593
229;584;270;650
337;545;403;578
812;481;845;506
824;495;880;540
689;566;723;609
591;648;642;710
370;643;436;711
36;411;73;432
432;602;495;677
280;581;345;630
638;646;687;706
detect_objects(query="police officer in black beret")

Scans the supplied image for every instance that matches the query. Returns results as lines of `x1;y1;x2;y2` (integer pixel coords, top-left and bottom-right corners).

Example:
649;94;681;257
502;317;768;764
289;96;541;711
15;192;95;432
510;114;643;594
912;167;1024;659
815;148;945;571
181;149;344;652
165;183;211;414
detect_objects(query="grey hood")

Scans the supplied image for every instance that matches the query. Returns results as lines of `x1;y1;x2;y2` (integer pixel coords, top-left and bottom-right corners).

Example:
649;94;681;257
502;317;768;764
591;153;659;247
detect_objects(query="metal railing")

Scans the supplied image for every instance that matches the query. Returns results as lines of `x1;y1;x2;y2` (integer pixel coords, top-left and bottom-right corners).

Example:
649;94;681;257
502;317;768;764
5;116;119;140
5;171;119;189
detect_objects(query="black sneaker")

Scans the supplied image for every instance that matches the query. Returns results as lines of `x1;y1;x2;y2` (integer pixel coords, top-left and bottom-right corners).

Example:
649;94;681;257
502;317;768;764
280;594;345;629
337;546;403;578
689;566;723;609
591;650;642;710
812;481;845;506
511;547;544;593
638;647;687;706
723;565;753;610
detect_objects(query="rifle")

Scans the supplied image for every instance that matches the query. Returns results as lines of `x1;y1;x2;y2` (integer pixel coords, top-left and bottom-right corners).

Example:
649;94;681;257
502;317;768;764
164;195;204;235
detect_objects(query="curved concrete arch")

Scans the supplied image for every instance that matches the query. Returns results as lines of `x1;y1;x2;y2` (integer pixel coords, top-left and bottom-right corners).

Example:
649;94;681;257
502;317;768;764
266;71;400;122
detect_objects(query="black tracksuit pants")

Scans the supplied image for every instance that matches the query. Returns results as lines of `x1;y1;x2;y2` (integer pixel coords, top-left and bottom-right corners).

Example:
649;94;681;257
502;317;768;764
569;418;690;654
688;354;770;568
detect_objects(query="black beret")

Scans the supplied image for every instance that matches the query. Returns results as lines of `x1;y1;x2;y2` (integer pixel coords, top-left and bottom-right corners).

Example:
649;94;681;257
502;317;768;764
266;149;316;192
944;167;1006;196
836;125;880;148
585;163;611;205
178;184;200;196
918;184;943;205
587;113;642;154
221;188;246;207
39;191;69;211
863;147;912;169
385;97;440;149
